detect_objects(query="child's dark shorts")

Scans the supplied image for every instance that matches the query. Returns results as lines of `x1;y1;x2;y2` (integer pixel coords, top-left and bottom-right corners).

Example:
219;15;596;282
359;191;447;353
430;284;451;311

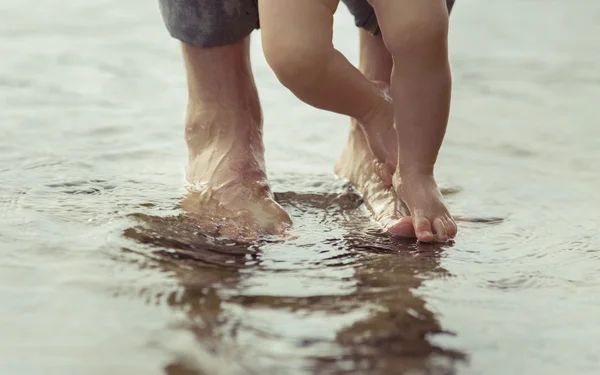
159;0;456;48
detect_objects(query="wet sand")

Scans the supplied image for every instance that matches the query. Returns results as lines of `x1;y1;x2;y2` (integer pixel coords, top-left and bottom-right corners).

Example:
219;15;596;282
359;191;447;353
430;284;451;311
1;0;600;374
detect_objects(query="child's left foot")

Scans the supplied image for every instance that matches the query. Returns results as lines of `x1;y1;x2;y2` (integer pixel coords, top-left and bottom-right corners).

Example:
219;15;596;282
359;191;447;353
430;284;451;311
335;122;415;238
357;84;397;186
393;172;457;242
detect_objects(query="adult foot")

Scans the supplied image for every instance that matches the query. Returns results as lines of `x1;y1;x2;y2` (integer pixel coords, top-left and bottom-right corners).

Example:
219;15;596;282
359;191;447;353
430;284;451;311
335;122;415;238
181;117;291;240
393;172;457;242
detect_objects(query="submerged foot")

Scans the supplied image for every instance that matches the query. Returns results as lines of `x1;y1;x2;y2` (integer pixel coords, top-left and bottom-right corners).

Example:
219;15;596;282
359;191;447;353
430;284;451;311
335;122;415;238
181;119;291;240
393;172;457;243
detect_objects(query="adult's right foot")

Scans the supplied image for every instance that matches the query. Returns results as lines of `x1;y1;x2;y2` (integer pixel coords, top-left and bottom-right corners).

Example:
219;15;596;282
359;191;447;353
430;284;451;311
181;116;291;240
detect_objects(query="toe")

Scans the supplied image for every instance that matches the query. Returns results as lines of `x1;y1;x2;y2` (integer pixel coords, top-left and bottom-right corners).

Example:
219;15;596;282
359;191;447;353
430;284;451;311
387;216;416;238
414;216;434;242
445;216;458;238
432;218;449;242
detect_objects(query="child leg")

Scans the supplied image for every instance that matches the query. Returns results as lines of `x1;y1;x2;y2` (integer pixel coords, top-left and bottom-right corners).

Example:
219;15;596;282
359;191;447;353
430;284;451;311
369;0;457;242
258;0;398;181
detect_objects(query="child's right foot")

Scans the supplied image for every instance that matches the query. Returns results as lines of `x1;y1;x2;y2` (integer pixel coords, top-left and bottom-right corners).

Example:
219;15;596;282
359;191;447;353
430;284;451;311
358;83;457;242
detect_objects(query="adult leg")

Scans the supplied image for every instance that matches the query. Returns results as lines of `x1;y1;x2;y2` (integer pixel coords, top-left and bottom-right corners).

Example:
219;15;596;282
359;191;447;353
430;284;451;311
159;0;291;239
368;0;458;242
182;39;291;239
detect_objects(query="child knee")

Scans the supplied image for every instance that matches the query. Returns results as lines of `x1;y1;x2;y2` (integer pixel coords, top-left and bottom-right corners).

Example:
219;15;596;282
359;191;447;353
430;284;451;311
263;37;330;92
382;13;449;60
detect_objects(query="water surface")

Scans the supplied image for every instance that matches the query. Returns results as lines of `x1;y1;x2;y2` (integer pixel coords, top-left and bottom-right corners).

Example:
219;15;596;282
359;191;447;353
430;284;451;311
1;0;600;374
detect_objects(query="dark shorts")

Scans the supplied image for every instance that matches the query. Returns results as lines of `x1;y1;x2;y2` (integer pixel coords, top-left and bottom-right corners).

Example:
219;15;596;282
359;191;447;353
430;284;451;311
159;0;455;48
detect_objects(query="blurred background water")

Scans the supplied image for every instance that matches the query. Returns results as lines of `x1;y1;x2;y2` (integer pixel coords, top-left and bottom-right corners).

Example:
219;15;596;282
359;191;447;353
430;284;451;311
1;0;599;374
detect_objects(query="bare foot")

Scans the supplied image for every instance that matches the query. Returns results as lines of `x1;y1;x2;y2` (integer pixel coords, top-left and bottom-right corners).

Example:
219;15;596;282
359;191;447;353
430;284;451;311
356;83;456;243
357;83;397;186
335;122;415;238
181;120;291;240
393;172;457;243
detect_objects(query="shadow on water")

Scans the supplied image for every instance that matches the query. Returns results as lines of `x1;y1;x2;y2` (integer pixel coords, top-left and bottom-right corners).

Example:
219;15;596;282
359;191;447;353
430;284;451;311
123;188;467;375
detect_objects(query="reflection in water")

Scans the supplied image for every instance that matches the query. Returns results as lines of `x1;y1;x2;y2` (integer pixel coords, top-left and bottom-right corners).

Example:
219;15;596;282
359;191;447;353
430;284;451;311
124;190;467;374
2;1;600;374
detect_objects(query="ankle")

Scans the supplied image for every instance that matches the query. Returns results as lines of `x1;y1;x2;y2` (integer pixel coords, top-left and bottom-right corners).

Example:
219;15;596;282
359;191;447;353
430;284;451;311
348;119;363;137
398;164;435;179
184;106;262;152
357;91;392;130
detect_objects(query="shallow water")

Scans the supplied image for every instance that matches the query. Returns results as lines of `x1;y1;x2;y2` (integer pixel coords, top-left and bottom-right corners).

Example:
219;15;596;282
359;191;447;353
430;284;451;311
1;0;600;374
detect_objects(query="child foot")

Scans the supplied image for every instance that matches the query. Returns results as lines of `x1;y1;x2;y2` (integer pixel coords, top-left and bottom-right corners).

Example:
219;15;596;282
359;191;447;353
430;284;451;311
392;172;457;242
335;122;415;238
357;83;397;186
